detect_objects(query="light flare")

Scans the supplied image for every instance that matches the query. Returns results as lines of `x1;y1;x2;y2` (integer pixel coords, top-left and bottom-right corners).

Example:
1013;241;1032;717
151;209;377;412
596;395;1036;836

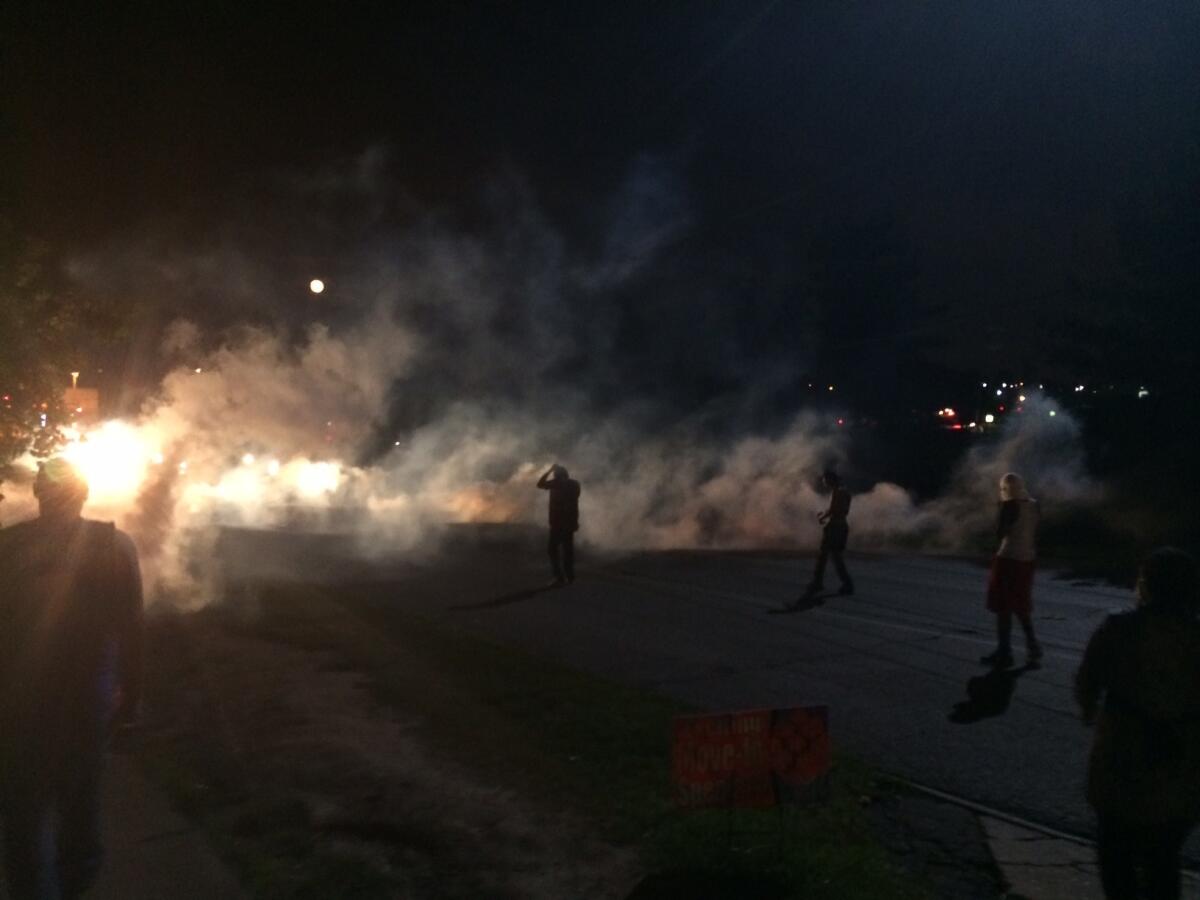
286;460;342;498
59;421;160;506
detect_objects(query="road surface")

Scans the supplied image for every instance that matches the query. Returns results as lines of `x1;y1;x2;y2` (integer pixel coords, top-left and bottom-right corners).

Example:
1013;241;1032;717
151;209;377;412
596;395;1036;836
350;545;1134;846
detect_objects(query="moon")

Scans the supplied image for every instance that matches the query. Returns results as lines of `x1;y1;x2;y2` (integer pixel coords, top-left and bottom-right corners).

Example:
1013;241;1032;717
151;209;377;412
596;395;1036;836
309;279;325;294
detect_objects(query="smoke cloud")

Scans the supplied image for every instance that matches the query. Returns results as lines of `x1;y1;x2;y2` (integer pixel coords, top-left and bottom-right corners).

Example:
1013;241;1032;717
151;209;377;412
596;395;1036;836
5;152;1101;605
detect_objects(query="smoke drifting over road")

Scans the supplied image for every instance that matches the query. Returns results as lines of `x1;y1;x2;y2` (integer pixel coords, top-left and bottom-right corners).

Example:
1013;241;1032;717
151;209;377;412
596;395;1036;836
6;153;1100;604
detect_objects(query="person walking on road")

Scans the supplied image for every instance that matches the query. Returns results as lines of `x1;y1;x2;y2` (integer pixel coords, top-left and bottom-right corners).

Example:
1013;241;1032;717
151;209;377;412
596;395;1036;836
0;459;144;900
799;470;854;602
536;464;580;587
980;472;1042;668
1075;547;1200;900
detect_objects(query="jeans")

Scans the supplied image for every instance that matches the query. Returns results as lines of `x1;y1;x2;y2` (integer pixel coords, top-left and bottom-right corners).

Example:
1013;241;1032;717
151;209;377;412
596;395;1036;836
1;744;105;900
1097;817;1192;900
548;528;575;581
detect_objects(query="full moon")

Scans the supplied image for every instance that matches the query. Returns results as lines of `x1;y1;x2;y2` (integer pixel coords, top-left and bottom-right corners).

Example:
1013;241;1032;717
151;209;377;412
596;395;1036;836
309;279;325;294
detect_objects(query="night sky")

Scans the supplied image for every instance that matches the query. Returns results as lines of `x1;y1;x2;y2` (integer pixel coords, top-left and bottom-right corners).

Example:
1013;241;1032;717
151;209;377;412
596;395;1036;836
5;2;1199;413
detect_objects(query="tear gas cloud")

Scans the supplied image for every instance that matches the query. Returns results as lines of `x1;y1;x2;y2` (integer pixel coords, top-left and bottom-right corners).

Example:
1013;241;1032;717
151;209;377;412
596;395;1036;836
4;156;1100;604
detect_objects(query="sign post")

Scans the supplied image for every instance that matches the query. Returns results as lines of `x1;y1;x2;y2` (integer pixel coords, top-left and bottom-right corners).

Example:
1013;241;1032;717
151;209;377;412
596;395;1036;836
670;706;831;848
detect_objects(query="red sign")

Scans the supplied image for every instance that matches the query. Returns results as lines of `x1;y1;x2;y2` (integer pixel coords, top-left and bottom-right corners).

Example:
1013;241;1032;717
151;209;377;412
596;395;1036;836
671;706;830;809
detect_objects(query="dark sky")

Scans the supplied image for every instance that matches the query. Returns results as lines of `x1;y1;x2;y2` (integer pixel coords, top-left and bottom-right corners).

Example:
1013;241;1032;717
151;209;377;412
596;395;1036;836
5;1;1200;404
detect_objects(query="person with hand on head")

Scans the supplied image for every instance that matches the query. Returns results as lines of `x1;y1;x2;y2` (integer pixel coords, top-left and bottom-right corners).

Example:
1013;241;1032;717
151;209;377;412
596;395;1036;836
0;458;144;900
1076;547;1200;900
536;463;580;587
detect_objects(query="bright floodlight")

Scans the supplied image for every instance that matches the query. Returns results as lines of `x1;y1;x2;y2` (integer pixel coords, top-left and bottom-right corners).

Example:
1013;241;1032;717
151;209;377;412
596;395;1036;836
309;279;325;294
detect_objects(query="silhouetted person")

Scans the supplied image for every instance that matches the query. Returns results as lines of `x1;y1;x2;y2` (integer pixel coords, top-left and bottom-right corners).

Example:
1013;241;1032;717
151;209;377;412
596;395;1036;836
0;459;144;899
1076;548;1200;900
980;473;1042;668
800;471;853;601
536;464;580;587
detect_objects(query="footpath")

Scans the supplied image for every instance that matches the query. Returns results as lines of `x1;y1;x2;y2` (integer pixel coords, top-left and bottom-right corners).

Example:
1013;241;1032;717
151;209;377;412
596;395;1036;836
875;784;1200;899
0;753;245;900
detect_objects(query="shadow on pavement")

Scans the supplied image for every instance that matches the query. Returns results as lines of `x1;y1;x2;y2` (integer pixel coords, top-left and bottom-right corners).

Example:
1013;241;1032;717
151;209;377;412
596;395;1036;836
766;591;838;614
948;664;1036;724
449;583;560;611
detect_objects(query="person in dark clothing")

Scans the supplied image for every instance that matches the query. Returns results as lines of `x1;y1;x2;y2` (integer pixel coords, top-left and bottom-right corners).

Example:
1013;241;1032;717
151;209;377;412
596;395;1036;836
1075;547;1200;900
0;459;144;900
799;470;854;602
536;464;580;586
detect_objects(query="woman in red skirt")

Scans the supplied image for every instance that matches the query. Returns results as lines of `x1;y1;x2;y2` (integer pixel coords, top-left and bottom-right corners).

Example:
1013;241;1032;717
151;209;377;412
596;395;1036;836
980;472;1043;668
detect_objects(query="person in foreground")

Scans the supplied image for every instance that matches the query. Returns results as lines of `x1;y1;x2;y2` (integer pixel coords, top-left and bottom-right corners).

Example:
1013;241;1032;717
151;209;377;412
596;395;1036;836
536;463;580;586
980;472;1042;668
0;459;144;900
1076;547;1200;900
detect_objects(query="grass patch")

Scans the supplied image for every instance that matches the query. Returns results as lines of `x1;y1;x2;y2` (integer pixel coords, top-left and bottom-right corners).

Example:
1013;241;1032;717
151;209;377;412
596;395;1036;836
137;580;930;899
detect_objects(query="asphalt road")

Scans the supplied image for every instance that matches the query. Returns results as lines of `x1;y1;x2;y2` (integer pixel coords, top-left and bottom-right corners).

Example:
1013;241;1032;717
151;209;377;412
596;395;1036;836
354;544;1135;845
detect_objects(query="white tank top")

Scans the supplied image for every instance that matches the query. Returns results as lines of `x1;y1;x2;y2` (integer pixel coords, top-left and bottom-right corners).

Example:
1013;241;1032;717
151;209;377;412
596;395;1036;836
997;498;1038;561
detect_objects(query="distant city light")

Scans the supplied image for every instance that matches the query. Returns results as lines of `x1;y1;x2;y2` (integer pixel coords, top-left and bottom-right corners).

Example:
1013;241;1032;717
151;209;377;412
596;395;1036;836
827;385;834;392
981;382;987;388
178;461;189;473
837;418;845;426
1074;385;1085;392
267;459;281;476
1001;382;1007;388
241;453;255;466
984;414;995;423
968;422;977;428
995;389;1002;396
1138;387;1150;398
1018;395;1026;402
194;368;203;374
1049;410;1057;417
151;452;164;465
310;279;325;294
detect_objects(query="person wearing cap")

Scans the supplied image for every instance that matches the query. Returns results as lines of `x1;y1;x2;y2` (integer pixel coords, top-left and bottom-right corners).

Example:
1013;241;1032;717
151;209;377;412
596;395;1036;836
798;470;854;603
0;459;144;899
980;472;1042;668
1075;547;1200;900
536;463;580;586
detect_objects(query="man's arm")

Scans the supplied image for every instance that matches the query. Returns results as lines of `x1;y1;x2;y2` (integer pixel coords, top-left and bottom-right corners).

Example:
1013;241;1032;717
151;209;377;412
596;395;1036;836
113;531;145;725
537;465;557;489
1075;619;1112;726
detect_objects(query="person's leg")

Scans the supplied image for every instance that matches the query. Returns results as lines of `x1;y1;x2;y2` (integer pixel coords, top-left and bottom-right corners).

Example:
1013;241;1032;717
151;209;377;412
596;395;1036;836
832;550;853;593
1;783;60;900
1096;817;1138;900
997;612;1012;652
981;613;1014;665
547;531;564;582
547;531;562;581
1142;819;1190;900
1017;613;1042;661
57;747;105;899
563;532;575;583
809;549;829;591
